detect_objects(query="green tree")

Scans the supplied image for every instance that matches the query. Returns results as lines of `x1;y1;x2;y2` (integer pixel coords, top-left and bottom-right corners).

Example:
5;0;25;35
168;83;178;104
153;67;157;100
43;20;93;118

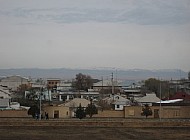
85;99;98;118
28;105;39;118
72;73;93;91
76;103;86;119
144;78;169;98
141;104;152;118
145;78;160;94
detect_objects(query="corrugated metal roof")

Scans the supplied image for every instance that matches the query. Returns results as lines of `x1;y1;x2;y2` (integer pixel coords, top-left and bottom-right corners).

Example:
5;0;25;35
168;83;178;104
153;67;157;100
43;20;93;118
136;93;160;103
62;98;90;107
47;78;61;81
93;80;122;87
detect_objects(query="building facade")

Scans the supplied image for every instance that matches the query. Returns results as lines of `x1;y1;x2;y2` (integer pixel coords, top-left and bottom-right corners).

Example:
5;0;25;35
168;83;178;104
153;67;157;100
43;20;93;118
47;78;61;89
0;76;29;91
124;105;190;119
43;105;70;119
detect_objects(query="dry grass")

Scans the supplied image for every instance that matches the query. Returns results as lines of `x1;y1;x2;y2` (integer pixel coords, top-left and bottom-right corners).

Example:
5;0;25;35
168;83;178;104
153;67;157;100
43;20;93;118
1;126;190;140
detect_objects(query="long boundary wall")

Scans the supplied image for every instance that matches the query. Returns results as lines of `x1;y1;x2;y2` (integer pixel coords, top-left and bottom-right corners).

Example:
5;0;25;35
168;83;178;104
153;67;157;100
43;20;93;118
93;110;124;118
0;110;30;118
0;119;190;127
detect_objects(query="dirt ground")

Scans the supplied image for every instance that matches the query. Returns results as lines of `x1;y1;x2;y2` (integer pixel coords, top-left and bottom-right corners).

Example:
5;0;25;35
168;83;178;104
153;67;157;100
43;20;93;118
0;126;190;140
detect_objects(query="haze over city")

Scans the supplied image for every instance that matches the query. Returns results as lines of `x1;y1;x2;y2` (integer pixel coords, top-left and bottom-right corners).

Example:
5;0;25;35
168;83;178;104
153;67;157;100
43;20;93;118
0;0;190;71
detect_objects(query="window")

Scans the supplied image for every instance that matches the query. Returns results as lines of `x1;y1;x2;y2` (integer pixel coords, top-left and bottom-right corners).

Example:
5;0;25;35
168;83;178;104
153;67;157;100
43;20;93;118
116;105;120;108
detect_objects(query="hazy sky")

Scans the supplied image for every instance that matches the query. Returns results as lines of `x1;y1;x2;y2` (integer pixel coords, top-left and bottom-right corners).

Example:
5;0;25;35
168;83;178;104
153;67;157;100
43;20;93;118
0;0;190;71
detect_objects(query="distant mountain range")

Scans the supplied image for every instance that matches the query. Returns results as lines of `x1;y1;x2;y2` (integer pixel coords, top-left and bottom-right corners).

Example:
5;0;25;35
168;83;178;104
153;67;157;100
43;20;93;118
0;68;188;80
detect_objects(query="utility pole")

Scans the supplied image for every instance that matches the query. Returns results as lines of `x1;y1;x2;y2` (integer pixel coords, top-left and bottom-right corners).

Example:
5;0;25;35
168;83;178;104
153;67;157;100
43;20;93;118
111;72;114;95
39;81;43;120
101;76;104;99
47;85;50;105
159;80;162;121
102;76;103;90
39;90;41;120
111;73;114;102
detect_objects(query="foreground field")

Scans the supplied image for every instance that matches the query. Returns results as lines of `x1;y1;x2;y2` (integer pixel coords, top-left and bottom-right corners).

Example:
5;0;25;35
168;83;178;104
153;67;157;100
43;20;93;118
1;119;190;140
0;126;190;140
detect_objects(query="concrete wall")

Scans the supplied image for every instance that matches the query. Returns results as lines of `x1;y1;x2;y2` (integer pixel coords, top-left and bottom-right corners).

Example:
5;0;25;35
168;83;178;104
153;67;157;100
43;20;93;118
0;110;30;118
162;106;190;119
125;106;143;118
125;106;190;119
94;110;124;118
1;105;190;119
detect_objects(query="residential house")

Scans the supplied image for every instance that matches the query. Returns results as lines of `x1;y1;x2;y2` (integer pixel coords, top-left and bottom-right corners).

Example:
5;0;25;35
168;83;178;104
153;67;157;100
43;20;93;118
46;78;61;89
43;105;70;119
58;90;99;102
57;81;72;92
136;93;161;106
43;98;92;118
102;94;131;110
113;100;131;111
92;79;122;92
62;98;90;117
169;78;190;93
25;89;52;102
122;82;141;96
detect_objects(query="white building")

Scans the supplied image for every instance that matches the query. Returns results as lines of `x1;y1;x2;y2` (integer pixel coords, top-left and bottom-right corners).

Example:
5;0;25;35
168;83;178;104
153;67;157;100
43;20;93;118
113;100;131;111
57;82;72;91
58;90;99;102
0;75;30;91
102;94;131;110
0;86;11;99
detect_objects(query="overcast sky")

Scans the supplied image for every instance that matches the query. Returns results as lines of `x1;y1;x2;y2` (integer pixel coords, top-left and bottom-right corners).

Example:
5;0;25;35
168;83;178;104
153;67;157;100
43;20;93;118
0;0;190;71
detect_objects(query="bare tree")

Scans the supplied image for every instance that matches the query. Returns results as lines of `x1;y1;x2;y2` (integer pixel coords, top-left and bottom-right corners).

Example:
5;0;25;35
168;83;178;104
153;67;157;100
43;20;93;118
72;73;93;91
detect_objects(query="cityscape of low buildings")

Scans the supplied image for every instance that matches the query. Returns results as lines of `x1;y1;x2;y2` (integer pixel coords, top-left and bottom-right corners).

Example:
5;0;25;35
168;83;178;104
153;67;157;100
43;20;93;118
0;72;190;119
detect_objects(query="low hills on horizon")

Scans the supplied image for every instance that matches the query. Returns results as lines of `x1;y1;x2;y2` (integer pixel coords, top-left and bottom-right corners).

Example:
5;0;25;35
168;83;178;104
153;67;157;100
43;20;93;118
0;68;188;81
